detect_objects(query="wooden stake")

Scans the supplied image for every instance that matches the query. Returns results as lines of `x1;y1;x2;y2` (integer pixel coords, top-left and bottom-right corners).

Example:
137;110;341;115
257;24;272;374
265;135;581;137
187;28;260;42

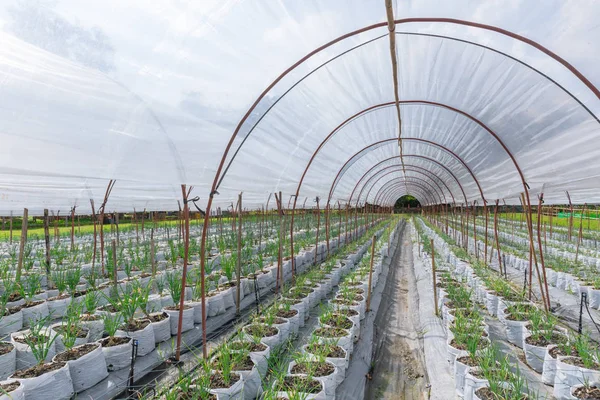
431;238;439;316
111;239;118;294
16;208;28;282
236;193;242;315
44;209;51;287
175;185;192;361
70;206;76;251
366;235;376;311
314;197;320;265
90;200;97;273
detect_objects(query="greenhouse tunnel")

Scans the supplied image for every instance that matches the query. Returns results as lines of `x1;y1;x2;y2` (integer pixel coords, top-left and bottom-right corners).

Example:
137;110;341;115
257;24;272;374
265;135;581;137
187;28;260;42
0;1;599;399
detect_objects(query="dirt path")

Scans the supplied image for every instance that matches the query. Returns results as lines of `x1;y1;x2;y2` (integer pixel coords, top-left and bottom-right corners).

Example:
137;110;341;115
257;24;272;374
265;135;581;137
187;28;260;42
366;226;428;400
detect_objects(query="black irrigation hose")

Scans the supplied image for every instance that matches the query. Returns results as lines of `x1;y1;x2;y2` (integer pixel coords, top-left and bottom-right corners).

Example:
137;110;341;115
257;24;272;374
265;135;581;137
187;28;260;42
582;292;600;338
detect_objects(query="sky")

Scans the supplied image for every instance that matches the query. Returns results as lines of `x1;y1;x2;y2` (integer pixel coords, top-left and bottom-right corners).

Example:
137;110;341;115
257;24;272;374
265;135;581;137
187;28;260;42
0;0;598;212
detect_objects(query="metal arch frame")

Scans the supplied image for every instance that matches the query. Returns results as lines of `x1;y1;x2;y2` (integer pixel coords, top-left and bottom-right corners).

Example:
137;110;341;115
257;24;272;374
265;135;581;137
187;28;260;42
196;17;600;357
357;167;448;205
378;181;434;206
381;185;429;207
376;182;433;206
352;163;455;205
381;186;431;207
369;174;443;204
375;180;435;205
349;154;467;204
318;100;524;196
219;25;600;189
327;137;485;206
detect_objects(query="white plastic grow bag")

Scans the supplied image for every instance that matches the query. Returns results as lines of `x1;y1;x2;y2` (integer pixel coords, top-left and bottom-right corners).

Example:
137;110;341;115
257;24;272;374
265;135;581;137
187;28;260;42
11;329;56;370
288;361;339;400
248;343;270;378
0;343;16;380
301;344;347;386
101;337;132;371
21;301;49;328
554;356;600;400
81;318;104;342
275;376;326;400
504;319;528;348
0;310;23;336
164;306;194;335
12;362;74;400
453;351;470;398
0;380;24;400
464;368;488;400
209;371;244;400
116;321;155;357
588;287;600;309
523;333;550;374
207;291;227;317
51;323;89;353
150;313;171;343
542;344;559;386
54;343;108;393
46;297;71;319
236;365;262;400
185;300;203;324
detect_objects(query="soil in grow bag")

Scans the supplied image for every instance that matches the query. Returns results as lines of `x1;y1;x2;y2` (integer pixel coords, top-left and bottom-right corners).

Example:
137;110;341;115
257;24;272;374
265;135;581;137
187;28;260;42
291;361;335;376
456;355;478;367
212;355;254;371
8;293;23;303
525;332;565;347
475;387;528;399
280;376;322;394
230;341;267;352
449;337;489;351
163;304;192;311
330;299;358;306
0;342;13;356
314;327;348;338
54;343;97;362
257;317;287;325
53;325;88;339
210;372;240;388
121;319;151;332
245;325;278;337
100;336;131;347
148;312;169;323
47;294;70;302
573;386;600;399
0;381;20;393
12;361;66;378
320;314;353;330
276;309;298;318
306;344;345;358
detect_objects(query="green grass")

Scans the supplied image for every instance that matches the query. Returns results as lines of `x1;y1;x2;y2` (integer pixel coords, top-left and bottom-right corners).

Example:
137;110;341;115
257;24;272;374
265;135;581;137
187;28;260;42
500;212;600;231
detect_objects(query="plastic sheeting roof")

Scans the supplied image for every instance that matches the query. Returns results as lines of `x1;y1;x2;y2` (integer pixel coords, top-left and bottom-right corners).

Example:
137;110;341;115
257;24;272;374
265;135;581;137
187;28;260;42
0;0;599;214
